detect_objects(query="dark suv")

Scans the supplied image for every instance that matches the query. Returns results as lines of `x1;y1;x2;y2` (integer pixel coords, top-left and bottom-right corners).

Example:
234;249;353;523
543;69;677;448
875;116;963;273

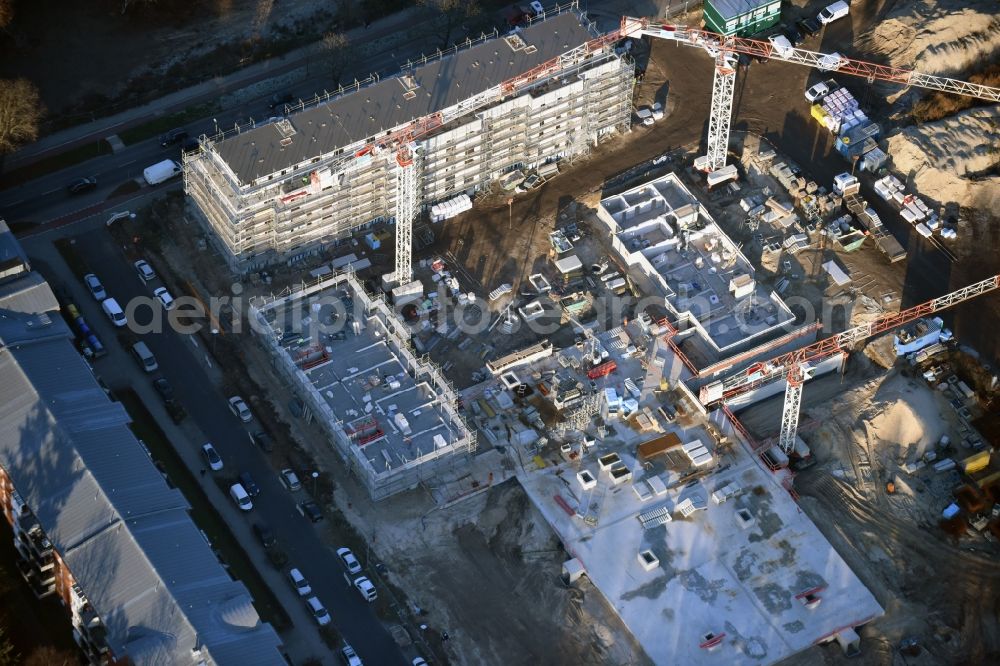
67;177;97;195
159;128;189;147
252;523;277;548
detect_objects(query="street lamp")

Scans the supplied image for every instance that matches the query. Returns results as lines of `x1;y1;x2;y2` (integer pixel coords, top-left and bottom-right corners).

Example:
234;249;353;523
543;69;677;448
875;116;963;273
211;328;219;354
213;118;219;135
311;471;319;496
507;197;513;232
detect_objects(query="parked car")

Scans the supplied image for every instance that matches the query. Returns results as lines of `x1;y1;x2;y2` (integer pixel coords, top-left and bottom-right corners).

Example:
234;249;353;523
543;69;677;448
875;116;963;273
159;128;189;147
797;17;822;35
817;52;847;72
269;92;295;110
336;547;362;575
280;468;301;491
67;177;97;195
782;26;803;47
305;596;331;626
239;471;261;497
817;0;850;25
228;396;252;423
131;341;158;373
202;443;223;471
250;430;274;452
288;568;312;596
153;377;175;402
412;659;428;666
353;576;377;602
153;287;175;310
180;136;200;152
134;259;156;282
767;34;793;58
298;501;323;523
253;523;277;548
229;483;253;511
101;298;128;327
83;273;106;300
805;81;830;103
340;643;362;666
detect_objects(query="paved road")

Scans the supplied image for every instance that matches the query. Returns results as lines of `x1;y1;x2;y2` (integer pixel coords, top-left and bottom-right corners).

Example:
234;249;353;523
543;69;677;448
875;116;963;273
60;226;408;666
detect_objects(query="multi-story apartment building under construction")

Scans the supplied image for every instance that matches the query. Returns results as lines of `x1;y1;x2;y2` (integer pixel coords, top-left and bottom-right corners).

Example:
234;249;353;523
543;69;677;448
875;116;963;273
184;3;634;272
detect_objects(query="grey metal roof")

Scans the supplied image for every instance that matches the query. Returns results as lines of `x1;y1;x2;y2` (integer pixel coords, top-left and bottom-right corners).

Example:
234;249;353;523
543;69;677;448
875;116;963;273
0;270;60;314
214;10;594;185
0;286;284;664
0;219;30;279
706;0;776;20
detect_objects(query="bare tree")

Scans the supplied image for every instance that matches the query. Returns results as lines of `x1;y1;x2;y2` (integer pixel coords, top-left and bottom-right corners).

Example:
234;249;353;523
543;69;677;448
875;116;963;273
0;79;44;163
321;32;354;87
420;0;480;50
0;0;14;30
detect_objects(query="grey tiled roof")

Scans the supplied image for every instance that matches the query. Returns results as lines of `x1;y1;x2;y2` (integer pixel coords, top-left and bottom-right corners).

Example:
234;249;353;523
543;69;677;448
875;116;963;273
214;10;594;184
0;272;284;664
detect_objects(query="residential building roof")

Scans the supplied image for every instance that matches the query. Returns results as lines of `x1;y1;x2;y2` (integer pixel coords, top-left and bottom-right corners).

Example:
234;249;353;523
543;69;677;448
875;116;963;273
0;273;284;664
214;10;594;185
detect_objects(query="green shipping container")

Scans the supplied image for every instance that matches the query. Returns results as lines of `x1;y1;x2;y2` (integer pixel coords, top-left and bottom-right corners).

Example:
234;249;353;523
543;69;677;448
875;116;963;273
704;0;782;37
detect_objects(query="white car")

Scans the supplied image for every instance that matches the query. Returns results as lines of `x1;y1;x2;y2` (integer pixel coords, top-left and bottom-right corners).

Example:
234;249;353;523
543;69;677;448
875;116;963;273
804;81;829;103
280;468;302;492
341;644;362;666
83;274;106;301
306;596;331;626
288;568;312;596
202;443;223;471
353;576;377;602
412;659;428;666
134;259;156;282
229;483;253;511
228;396;252;423
336;547;362;575
153;287;175;310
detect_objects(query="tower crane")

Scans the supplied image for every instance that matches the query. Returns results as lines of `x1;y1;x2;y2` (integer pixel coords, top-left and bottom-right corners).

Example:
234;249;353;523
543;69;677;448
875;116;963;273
699;275;1000;453
620;19;1000;172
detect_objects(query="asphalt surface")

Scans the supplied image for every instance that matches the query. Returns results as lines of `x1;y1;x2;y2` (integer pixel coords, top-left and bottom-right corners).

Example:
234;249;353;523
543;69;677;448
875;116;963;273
68;226;408;666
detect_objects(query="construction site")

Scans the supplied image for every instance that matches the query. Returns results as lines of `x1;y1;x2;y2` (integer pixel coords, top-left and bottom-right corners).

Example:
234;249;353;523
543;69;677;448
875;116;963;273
133;0;1000;664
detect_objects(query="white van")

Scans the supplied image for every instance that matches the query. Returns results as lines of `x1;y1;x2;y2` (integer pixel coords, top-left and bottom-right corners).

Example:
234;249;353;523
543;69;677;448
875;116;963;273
131;341;158;373
817;1;849;25
102;298;128;327
143;159;182;186
230;483;253;511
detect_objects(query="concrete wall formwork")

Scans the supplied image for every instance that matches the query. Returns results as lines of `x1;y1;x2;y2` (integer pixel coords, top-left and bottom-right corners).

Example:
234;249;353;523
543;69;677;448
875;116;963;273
184;8;634;273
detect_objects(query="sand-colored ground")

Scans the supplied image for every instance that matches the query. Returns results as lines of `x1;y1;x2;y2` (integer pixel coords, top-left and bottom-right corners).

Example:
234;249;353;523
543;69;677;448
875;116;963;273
886;107;1000;210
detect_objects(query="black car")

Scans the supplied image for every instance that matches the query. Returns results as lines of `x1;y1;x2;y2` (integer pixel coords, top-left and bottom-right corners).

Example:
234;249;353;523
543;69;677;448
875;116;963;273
239;471;261;497
159;128;189;147
180;136;200;152
298;501;324;523
797;17;822;36
783;26;803;47
249;430;274;452
67;177;97;195
153;378;175;402
252;523;277;548
268;92;295;110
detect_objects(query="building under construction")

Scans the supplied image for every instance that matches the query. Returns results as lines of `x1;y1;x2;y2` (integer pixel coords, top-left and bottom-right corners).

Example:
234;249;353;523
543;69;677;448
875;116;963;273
185;2;634;272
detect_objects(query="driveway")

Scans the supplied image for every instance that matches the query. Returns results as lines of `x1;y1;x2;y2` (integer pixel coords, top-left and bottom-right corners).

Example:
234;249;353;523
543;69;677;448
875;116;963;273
25;228;408;666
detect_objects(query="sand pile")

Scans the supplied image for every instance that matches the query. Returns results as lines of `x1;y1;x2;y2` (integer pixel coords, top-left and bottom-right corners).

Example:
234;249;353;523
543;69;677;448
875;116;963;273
861;0;1000;75
864;379;947;453
885;107;1000;207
